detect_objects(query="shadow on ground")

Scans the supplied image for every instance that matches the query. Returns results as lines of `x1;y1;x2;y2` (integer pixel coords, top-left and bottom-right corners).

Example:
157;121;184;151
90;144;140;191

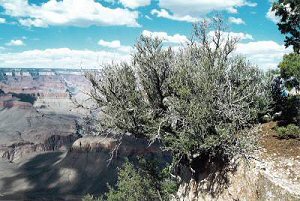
0;151;122;201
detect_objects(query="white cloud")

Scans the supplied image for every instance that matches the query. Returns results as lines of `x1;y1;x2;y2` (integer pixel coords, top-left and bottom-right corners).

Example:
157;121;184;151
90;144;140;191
0;0;139;27
228;17;245;25
151;9;199;23
98;39;132;53
5;39;25;46
98;40;121;48
0;17;6;23
158;0;257;18
19;18;48;28
230;32;253;40
208;31;253;41
0;48;130;68
227;7;238;14
119;0;151;9
245;2;257;7
266;7;280;23
142;30;188;44
236;41;292;70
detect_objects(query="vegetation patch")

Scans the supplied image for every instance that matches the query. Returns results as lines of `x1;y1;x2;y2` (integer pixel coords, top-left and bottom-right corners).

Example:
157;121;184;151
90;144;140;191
83;159;177;201
11;93;37;105
276;124;300;139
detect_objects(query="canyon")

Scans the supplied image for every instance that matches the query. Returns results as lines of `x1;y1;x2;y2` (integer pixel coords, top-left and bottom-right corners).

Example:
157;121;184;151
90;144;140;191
0;69;166;200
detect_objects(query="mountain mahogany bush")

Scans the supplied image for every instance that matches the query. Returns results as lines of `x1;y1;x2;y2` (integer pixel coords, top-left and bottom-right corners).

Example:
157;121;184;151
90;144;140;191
86;18;271;176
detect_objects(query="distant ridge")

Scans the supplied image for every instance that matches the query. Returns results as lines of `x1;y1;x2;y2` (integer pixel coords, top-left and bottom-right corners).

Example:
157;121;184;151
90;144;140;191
0;68;98;72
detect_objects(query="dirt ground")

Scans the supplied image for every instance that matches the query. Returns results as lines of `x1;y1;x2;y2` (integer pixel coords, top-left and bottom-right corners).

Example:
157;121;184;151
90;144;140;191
259;121;300;159
257;121;300;191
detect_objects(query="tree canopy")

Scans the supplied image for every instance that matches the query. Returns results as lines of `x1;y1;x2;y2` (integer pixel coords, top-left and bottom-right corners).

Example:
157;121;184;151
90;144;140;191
272;0;300;53
279;52;300;79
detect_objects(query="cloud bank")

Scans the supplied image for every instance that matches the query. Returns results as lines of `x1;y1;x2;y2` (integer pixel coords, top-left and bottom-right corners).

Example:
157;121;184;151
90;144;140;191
158;0;257;18
236;41;292;70
0;0;139;27
0;48;130;68
0;40;291;70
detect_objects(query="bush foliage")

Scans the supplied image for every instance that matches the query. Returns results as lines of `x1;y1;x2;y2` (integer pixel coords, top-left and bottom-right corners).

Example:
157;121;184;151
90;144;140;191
105;161;160;201
83;160;177;201
87;17;271;175
276;124;300;139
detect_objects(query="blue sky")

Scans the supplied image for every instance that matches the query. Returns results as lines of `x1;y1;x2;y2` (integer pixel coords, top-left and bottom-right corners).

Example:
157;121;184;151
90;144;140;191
0;0;292;69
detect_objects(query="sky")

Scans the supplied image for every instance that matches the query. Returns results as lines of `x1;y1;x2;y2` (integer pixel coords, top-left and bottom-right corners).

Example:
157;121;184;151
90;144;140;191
0;0;293;70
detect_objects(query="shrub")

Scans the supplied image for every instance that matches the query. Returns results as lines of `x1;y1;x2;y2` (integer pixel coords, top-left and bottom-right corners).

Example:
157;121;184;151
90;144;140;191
12;93;37;105
276;124;300;139
105;161;160;201
87;17;270;178
83;161;162;201
83;160;176;201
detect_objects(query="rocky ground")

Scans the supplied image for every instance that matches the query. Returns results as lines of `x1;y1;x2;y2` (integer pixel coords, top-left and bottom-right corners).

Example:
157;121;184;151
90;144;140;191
176;122;300;201
0;135;166;201
257;122;300;200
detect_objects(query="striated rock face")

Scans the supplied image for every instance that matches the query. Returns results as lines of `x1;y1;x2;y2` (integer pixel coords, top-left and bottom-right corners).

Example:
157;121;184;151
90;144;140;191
0;100;32;108
0;73;88;163
0;106;80;162
1;134;78;162
0;70;97;200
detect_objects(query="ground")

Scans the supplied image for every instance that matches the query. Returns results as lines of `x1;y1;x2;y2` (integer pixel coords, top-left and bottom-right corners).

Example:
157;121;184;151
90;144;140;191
257;121;300;199
260;121;300;160
176;122;300;201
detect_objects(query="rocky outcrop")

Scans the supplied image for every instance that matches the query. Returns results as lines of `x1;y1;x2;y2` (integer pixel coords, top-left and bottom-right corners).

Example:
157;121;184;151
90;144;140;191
175;122;300;201
1;134;78;162
0;94;33;108
0;100;32;108
176;158;300;201
71;135;162;157
0;135;168;200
